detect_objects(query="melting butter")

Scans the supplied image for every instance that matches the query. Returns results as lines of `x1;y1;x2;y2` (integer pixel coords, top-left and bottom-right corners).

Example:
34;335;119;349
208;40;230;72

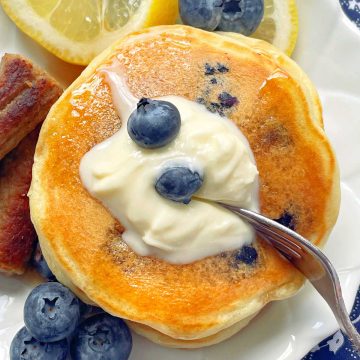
80;70;259;264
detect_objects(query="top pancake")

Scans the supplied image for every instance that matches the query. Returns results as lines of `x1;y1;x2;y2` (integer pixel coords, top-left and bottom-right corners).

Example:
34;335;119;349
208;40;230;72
29;25;340;341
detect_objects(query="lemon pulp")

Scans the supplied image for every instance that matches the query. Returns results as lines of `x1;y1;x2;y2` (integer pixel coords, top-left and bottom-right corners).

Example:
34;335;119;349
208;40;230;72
251;0;298;56
0;0;178;64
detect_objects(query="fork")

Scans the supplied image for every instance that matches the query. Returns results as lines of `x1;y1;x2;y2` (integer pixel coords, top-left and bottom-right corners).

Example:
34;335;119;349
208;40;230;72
219;203;360;352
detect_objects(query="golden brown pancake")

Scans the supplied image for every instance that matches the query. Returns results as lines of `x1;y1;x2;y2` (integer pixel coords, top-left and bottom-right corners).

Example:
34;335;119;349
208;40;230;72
29;25;340;347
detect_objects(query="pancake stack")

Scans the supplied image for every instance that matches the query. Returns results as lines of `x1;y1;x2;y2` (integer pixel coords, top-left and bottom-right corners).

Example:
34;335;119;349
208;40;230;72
29;25;340;348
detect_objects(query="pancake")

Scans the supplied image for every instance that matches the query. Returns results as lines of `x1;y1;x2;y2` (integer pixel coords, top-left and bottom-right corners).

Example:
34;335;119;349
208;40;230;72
29;25;340;347
127;311;260;348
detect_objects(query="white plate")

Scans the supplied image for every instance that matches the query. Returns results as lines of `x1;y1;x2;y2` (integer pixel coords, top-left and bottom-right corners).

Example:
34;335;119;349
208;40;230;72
1;1;360;359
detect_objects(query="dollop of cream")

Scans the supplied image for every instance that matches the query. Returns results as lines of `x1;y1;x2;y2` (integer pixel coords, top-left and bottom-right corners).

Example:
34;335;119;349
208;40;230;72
80;70;259;264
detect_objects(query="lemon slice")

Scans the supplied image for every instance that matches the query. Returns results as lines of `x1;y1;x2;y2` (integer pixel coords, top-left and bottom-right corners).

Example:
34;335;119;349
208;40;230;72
251;0;299;56
0;0;178;65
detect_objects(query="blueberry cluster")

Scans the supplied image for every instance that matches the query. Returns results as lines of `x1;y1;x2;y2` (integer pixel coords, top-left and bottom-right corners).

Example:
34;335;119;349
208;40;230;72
204;62;229;76
179;0;264;36
11;246;132;360
128;98;204;204
196;62;239;117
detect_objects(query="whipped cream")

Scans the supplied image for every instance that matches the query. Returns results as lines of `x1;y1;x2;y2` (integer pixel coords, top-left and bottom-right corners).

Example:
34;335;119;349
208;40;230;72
79;70;259;264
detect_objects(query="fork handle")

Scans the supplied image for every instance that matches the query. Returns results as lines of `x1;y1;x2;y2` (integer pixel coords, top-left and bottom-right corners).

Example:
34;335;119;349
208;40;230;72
219;203;360;352
330;289;360;353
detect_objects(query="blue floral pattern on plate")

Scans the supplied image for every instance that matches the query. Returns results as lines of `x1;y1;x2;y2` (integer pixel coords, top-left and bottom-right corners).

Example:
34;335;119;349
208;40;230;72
302;286;360;359
340;0;360;28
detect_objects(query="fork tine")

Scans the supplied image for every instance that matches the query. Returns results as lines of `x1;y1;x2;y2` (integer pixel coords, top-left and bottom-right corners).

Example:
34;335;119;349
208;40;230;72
221;204;303;253
249;218;304;254
263;226;303;252
257;230;302;259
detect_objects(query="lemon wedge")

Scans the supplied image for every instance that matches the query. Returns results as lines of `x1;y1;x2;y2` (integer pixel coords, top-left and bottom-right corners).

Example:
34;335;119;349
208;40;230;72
251;0;299;56
0;0;178;65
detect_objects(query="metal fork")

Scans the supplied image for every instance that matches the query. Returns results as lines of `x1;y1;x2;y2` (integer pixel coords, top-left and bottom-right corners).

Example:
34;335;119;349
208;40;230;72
219;203;360;351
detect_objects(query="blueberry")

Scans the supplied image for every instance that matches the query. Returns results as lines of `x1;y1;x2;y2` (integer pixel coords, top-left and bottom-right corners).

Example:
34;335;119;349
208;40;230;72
208;102;224;116
274;212;295;230
79;301;93;317
24;282;80;342
127;98;181;149
79;301;103;318
155;165;203;204
216;63;229;73
205;63;216;75
235;245;258;265
32;243;56;281
217;0;264;36
70;314;132;360
179;0;224;31
10;327;68;360
218;92;238;108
